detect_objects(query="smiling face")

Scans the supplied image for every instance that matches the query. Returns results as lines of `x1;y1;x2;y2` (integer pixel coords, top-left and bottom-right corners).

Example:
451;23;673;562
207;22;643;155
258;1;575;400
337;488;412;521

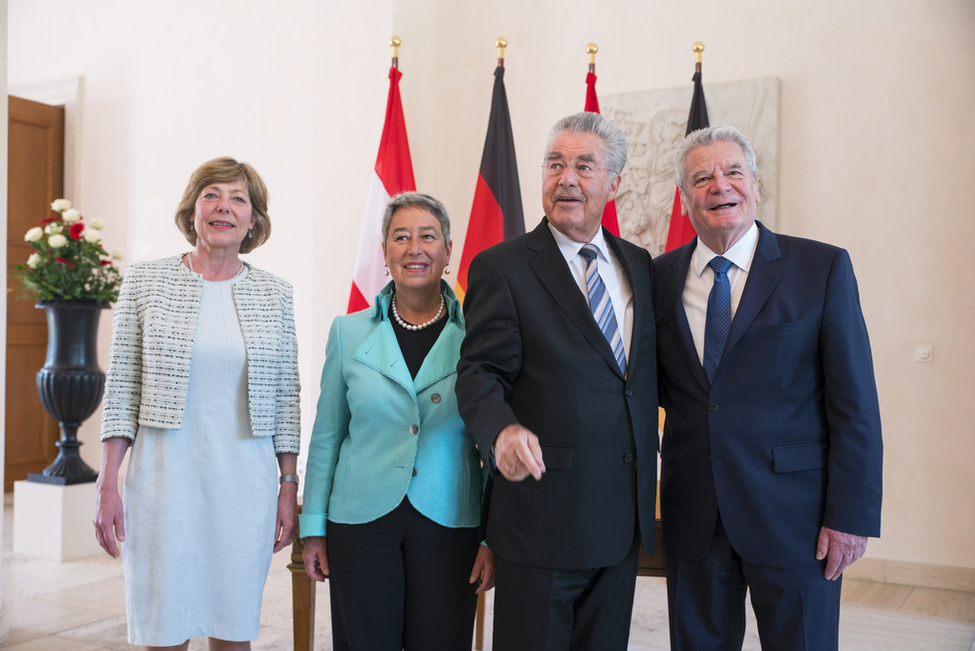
382;206;452;295
192;179;256;254
680;140;760;253
542;131;621;243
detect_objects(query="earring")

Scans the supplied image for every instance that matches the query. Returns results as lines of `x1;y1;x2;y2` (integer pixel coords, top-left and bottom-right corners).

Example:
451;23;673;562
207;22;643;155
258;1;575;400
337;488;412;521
384;267;390;277
188;222;194;232
247;229;253;239
443;265;450;276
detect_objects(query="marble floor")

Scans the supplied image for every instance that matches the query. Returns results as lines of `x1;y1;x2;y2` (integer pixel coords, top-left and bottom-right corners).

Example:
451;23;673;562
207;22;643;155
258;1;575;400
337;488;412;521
3;492;974;650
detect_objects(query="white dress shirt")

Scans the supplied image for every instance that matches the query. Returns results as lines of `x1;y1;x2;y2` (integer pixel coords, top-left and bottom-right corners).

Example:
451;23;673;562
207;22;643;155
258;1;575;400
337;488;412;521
548;223;634;362
682;223;760;365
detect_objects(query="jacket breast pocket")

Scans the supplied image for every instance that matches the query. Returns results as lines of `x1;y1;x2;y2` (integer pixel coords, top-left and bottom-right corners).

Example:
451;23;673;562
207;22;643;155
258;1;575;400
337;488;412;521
758;319;804;339
772;441;827;473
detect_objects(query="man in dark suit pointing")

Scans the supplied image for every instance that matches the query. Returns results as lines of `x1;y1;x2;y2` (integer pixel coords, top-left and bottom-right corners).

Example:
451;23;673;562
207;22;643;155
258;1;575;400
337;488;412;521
655;125;883;651
456;112;658;650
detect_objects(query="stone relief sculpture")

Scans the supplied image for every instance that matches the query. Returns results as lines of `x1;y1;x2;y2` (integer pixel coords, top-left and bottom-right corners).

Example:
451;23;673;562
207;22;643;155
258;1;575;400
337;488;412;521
602;77;779;257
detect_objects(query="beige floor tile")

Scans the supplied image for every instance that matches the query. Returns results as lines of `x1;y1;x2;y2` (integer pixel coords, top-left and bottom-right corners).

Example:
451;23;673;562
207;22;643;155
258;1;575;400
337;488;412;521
841;605;975;650
901;586;975;622
0;635;106;651
841;578;914;610
4;595;120;646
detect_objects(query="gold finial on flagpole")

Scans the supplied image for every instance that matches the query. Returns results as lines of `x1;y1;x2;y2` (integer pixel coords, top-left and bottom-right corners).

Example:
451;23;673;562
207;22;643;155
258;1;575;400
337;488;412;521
587;43;598;73
693;41;704;73
496;37;507;67
391;36;401;69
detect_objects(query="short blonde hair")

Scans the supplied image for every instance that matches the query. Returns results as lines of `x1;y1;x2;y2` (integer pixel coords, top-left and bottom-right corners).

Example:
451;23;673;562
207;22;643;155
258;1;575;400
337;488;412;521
174;157;271;254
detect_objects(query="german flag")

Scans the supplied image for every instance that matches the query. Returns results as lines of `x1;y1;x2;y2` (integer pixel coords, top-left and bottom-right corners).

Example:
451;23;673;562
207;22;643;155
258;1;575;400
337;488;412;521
665;68;709;252
455;65;524;304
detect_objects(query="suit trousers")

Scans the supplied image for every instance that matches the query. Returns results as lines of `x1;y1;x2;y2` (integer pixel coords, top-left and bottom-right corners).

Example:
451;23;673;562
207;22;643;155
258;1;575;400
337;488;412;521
493;533;640;651
327;497;480;651
665;513;842;651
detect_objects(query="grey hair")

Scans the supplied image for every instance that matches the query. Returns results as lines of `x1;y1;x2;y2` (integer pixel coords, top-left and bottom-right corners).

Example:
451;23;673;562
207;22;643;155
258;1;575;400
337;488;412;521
381;191;451;243
674;126;758;195
544;112;628;176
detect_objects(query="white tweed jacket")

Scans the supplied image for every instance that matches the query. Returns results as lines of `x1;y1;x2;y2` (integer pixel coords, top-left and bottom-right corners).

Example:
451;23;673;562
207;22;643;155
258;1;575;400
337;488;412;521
100;255;301;454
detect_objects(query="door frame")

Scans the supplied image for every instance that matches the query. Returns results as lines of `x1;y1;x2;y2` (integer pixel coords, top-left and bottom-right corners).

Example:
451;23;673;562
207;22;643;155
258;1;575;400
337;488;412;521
10;75;81;202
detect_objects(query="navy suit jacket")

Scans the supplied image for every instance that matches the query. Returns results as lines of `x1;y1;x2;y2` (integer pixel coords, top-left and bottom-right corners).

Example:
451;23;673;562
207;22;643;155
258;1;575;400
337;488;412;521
654;222;882;568
457;218;658;570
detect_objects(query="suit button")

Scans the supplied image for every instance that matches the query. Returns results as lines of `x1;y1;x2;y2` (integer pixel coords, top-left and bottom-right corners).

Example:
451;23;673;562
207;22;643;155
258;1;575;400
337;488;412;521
410;424;419;435
431;393;441;403
623;453;634;463
708;403;718;413
625;389;633;397
412;468;417;476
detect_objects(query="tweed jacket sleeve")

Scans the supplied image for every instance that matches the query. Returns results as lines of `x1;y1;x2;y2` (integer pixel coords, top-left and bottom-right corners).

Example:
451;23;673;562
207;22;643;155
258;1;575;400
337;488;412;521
99;261;147;441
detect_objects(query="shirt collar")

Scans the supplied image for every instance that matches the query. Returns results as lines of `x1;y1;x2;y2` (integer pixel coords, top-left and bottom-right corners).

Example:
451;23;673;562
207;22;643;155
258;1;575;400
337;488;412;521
547;221;611;266
691;222;759;277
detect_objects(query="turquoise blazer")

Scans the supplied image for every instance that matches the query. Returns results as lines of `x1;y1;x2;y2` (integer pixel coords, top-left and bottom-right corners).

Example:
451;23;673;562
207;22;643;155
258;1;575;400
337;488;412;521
300;281;485;537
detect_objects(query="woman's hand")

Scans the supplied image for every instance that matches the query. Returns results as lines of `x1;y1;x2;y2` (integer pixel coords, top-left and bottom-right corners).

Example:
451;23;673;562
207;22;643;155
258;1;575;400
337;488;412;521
273;481;298;553
302;536;329;581
92;437;131;558
92;482;125;558
469;545;496;594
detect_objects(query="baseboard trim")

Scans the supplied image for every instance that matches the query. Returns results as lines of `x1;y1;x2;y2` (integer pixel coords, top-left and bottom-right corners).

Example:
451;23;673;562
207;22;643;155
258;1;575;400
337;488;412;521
845;558;975;592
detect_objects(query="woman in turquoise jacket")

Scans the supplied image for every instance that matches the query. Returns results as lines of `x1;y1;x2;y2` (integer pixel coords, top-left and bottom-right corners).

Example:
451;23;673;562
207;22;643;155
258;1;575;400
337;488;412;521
301;192;494;651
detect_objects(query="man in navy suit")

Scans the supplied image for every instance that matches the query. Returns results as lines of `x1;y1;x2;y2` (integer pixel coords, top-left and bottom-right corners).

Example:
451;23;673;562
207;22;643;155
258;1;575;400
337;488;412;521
457;112;658;650
654;126;883;651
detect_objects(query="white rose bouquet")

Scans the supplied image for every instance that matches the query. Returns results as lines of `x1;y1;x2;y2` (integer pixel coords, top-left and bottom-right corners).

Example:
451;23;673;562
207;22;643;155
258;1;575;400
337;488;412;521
13;198;123;304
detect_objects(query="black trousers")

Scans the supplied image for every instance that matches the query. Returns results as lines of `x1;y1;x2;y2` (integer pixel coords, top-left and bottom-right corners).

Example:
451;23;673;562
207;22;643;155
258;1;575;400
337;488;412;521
492;533;640;651
327;497;480;651
666;512;843;651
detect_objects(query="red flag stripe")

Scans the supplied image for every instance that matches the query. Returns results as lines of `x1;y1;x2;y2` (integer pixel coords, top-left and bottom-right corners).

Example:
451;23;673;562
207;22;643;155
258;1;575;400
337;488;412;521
347;67;416;313
456;174;505;303
583;71;619;236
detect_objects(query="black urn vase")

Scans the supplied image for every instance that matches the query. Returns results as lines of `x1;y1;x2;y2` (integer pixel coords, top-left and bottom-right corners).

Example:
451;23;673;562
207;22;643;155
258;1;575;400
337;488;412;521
27;300;107;485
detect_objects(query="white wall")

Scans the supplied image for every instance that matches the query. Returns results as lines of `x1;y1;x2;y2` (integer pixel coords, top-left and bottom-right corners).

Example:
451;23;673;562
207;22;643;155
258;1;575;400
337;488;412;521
8;0;975;570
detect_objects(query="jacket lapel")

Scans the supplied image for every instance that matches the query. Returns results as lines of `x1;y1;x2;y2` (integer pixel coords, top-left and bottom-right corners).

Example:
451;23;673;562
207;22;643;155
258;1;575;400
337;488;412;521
353;319;416;399
663;242;710;392
413;319;465;393
526;219;624;377
605;229;643;374
725;222;783;354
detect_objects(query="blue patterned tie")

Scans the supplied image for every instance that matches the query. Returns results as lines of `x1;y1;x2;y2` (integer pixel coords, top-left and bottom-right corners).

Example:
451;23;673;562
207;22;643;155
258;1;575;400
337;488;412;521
579;244;626;375
703;256;733;383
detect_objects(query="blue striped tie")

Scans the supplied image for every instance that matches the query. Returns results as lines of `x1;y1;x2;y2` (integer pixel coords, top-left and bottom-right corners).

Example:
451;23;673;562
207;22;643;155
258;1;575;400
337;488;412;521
703;256;733;383
579;244;626;375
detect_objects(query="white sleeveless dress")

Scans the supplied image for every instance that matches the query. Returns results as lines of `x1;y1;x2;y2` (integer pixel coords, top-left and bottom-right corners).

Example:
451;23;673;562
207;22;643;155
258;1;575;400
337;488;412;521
122;269;277;645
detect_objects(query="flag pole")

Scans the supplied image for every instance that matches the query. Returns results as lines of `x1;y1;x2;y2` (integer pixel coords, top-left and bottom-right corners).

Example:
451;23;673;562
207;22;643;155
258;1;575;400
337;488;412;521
496;37;507;68
391;35;401;70
586;42;597;74
693;41;704;74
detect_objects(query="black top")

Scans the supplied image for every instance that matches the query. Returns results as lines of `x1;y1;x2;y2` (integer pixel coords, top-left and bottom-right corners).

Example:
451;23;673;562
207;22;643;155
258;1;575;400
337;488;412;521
389;302;448;379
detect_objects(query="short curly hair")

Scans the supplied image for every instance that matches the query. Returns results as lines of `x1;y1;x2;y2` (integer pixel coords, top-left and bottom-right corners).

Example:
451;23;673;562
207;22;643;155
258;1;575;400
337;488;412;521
174;157;270;254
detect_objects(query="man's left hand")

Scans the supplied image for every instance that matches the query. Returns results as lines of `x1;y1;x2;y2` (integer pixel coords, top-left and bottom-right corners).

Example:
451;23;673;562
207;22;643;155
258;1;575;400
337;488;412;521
816;526;867;580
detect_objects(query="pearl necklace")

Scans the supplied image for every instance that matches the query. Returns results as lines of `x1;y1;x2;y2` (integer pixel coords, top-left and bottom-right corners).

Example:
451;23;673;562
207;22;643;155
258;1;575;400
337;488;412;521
392;293;445;331
186;253;245;280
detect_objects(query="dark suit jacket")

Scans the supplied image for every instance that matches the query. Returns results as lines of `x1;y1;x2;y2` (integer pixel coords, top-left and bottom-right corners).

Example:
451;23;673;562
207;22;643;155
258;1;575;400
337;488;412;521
456;218;658;570
654;222;883;569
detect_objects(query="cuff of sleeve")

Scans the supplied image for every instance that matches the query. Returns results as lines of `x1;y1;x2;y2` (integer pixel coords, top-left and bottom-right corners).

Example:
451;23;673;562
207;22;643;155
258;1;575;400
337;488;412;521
298;513;327;538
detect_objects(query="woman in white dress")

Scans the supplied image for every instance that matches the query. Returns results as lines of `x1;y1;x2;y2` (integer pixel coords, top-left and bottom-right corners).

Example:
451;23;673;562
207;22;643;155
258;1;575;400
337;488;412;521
92;157;300;651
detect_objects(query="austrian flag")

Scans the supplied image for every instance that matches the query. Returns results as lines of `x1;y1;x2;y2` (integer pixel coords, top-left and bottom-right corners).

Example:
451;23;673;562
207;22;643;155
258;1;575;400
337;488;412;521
347;67;416;313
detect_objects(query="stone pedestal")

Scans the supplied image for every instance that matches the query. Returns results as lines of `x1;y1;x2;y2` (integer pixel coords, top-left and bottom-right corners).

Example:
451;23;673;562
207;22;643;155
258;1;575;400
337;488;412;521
13;480;104;561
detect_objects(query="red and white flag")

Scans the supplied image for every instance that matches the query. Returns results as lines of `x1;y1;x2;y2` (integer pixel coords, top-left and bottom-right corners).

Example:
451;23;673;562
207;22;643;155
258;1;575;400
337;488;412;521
584;71;620;236
347;66;416;313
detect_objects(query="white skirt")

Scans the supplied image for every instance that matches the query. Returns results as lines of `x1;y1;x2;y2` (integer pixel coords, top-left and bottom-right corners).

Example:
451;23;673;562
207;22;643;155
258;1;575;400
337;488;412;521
122;272;277;646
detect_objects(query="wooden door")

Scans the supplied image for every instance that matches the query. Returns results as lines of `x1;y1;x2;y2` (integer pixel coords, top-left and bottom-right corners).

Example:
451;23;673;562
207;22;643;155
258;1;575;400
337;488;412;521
5;96;65;490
